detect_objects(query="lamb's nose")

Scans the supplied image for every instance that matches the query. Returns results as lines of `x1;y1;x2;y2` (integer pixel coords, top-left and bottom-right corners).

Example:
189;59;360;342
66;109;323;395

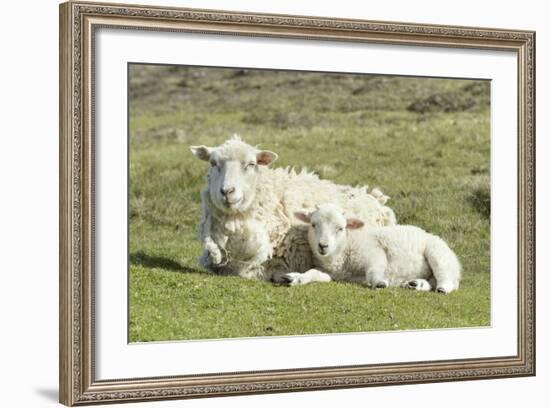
318;243;328;252
220;186;235;196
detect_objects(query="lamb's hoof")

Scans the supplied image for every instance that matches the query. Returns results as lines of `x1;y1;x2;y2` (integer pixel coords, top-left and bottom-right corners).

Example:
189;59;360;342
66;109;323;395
279;272;303;286
375;281;388;289
436;282;455;294
406;279;432;291
367;279;388;289
279;275;292;285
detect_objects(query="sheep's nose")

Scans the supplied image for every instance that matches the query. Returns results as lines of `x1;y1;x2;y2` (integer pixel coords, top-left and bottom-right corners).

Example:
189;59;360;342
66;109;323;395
318;243;328;252
220;186;236;196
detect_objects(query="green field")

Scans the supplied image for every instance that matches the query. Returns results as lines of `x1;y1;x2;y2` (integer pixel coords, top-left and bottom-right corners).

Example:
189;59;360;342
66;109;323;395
129;65;491;342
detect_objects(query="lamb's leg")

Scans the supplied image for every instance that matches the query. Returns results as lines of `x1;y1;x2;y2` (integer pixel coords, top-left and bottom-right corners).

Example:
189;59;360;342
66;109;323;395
366;269;389;289
281;269;332;286
404;278;433;291
365;248;389;289
424;237;461;294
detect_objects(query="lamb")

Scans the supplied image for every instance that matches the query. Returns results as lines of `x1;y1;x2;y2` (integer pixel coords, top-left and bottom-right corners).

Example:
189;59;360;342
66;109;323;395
189;135;397;281
289;204;461;293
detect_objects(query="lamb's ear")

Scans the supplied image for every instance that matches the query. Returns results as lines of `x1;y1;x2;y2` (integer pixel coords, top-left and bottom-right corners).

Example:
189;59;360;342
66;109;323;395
294;211;312;224
370;188;390;205
256;150;278;166
190;145;212;161
346;218;365;230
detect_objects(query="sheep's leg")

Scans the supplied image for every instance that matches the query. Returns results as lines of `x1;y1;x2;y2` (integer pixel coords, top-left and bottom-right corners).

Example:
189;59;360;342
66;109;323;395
198;191;225;268
281;269;332;286
365;248;389;289
200;236;223;266
198;230;224;268
251;227;273;265
424;238;461;294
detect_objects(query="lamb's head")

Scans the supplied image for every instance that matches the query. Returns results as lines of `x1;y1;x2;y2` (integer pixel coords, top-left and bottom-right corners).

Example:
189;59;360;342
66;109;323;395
190;135;278;214
295;204;364;257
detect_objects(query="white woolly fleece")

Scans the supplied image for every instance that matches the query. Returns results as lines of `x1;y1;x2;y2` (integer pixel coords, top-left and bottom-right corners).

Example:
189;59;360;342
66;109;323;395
305;205;461;293
194;137;397;281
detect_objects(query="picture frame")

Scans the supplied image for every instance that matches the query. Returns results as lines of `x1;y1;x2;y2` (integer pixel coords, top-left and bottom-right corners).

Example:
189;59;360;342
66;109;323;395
59;0;536;405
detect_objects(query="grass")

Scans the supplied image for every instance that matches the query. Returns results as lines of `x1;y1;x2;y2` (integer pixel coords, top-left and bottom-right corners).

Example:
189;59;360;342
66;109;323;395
129;64;491;342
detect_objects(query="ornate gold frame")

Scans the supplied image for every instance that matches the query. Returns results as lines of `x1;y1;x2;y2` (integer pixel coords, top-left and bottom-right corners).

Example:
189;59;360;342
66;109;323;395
59;1;536;405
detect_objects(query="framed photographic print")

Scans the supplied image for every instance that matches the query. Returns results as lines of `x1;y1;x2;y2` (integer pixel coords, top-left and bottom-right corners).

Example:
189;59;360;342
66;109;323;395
59;1;536;405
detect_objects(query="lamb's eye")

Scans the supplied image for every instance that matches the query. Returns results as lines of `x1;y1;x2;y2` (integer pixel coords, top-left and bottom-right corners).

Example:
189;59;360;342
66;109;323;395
210;161;219;169
337;227;345;232
245;162;255;170
311;223;316;228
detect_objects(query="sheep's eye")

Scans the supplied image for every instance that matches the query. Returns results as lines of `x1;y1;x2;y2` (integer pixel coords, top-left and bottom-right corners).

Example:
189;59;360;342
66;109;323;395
337;227;345;232
311;223;316;228
245;162;256;170
210;161;218;168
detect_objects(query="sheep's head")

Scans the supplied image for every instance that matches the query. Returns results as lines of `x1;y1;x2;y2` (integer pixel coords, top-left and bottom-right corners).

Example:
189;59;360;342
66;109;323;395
190;135;278;214
295;204;364;257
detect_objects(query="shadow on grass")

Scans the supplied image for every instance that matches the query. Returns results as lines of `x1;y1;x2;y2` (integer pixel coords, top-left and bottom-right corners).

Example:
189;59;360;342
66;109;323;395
468;187;491;220
130;251;204;274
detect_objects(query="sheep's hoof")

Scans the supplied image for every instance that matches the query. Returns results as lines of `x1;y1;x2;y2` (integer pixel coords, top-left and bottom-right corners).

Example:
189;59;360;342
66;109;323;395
199;252;213;268
210;251;223;265
408;280;418;287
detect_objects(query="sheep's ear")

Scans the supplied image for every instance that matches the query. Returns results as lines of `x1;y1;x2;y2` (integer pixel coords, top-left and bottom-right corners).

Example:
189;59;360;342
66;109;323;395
294;211;312;224
190;145;212;161
256;150;278;166
346;218;364;229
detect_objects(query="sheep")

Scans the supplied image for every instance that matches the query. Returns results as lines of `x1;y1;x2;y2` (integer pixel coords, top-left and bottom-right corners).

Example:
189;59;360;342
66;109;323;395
290;204;461;293
189;135;397;281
